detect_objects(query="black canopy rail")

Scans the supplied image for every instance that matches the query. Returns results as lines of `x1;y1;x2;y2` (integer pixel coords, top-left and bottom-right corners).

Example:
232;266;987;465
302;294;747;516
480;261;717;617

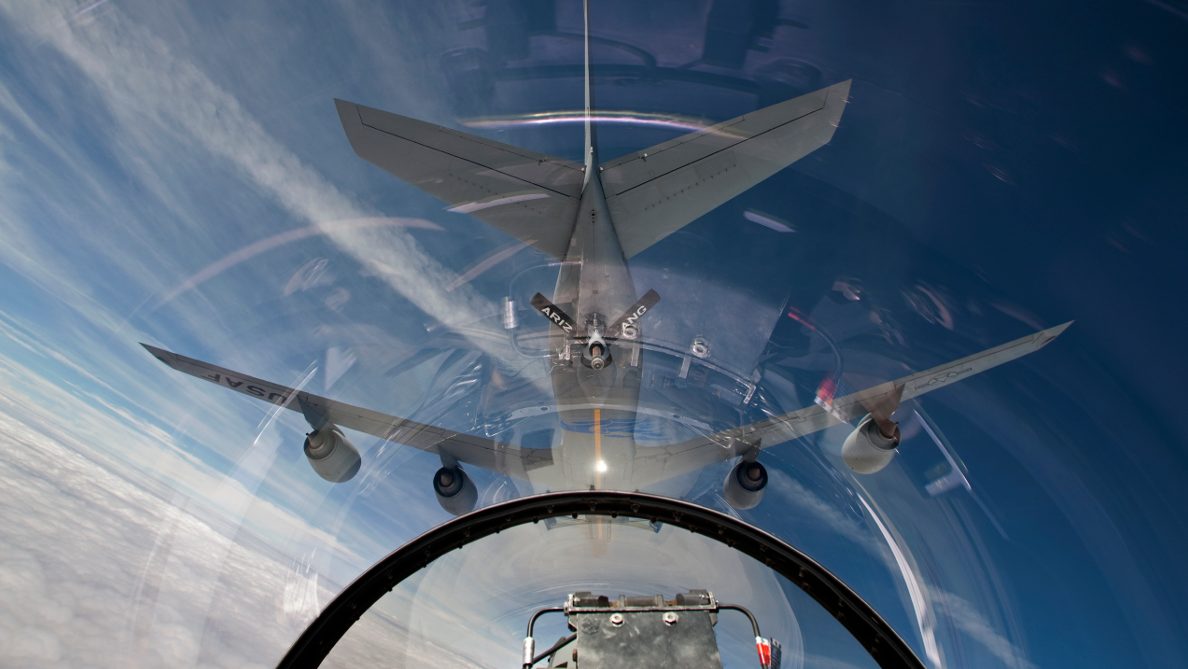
277;490;926;669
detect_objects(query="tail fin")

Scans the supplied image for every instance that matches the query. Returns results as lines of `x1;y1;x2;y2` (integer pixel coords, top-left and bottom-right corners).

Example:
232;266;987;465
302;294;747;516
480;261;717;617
600;80;852;258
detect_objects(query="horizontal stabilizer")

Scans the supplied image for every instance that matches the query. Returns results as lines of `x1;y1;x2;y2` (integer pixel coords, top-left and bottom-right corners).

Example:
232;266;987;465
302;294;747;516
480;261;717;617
142;344;552;476
600;80;851;258
336;100;585;257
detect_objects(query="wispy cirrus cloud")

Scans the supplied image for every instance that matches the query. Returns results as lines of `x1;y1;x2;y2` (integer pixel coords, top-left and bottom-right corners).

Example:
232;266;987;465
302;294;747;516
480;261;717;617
0;0;506;344
769;468;1038;669
0;5;546;531
0;2;525;662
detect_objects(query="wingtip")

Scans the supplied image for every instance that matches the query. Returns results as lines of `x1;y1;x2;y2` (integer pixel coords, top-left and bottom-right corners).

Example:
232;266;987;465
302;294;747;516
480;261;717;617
827;78;853;101
333;98;358;121
139;342;172;363
1037;320;1074;347
333;99;368;149
822;79;853;130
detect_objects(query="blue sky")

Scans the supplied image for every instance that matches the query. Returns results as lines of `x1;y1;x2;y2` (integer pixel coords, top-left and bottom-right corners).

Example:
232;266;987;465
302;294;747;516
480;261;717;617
1;0;1186;666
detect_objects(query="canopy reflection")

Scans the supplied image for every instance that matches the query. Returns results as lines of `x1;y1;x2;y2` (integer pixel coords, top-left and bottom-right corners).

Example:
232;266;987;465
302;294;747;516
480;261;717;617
289;491;920;668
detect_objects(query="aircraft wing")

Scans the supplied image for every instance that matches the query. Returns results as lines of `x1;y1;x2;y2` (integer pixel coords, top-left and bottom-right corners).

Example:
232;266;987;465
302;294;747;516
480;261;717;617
335;100;585;258
632;321;1072;483
142;344;552;477
599;80;851;258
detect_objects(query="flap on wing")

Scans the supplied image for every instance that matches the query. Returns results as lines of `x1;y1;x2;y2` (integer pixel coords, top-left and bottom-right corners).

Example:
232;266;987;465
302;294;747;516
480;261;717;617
142;344;552;476
600;80;850;258
336;99;585;258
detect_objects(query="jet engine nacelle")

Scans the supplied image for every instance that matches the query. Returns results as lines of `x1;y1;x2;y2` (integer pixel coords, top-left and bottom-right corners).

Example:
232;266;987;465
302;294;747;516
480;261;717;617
722;460;768;510
303;426;361;483
841;414;900;474
433;465;478;516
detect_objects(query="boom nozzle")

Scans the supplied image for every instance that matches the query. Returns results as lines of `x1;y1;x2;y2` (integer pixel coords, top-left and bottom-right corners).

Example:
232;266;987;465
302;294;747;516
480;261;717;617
587;336;607;369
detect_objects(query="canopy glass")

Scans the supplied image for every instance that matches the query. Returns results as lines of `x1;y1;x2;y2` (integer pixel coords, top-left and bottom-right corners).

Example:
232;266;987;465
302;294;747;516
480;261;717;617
1;1;1185;667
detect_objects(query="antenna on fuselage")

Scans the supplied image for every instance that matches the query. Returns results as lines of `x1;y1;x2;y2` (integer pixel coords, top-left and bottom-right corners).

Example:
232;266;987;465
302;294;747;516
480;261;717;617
582;0;597;183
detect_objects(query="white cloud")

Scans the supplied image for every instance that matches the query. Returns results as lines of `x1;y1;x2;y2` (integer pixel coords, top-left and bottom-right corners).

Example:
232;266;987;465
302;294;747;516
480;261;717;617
0;355;467;666
0;406;295;666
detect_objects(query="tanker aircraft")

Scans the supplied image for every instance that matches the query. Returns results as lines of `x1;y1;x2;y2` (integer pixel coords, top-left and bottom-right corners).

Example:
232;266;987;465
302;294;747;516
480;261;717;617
143;5;1069;515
